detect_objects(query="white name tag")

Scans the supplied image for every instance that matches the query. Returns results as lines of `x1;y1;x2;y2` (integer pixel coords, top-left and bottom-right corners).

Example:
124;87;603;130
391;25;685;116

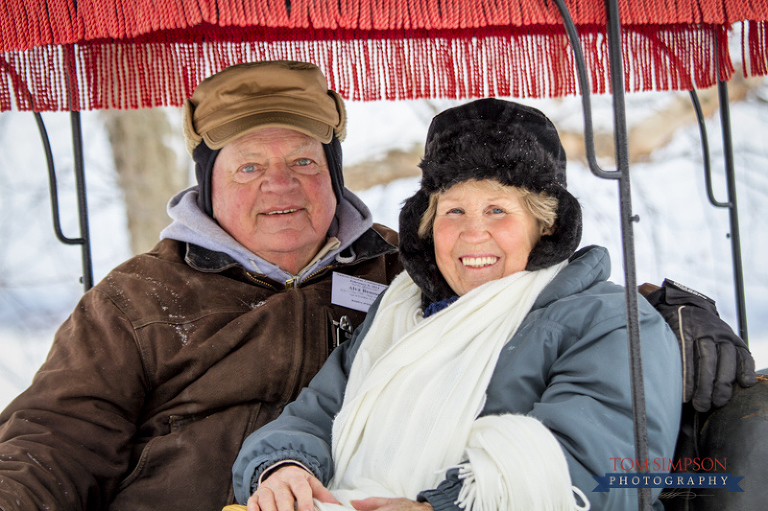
331;272;388;312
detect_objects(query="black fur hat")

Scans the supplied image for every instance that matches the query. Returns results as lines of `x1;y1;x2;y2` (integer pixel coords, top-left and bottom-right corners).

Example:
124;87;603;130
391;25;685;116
399;98;582;304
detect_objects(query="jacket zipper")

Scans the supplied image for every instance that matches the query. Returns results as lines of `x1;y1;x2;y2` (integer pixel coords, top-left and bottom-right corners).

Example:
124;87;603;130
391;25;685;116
244;273;280;290
246;266;333;290
301;264;339;286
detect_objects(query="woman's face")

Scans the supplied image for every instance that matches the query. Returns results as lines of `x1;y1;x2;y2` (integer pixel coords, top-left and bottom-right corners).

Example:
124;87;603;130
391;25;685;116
433;181;543;296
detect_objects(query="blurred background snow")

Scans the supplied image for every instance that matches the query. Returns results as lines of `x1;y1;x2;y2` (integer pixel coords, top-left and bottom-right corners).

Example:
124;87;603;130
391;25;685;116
1;85;767;409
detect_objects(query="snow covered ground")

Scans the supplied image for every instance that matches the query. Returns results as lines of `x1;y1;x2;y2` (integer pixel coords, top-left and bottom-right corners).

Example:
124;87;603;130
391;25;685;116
1;85;767;410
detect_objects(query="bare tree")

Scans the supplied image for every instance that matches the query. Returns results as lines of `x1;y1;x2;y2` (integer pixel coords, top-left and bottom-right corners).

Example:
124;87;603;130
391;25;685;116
102;108;190;254
559;70;763;166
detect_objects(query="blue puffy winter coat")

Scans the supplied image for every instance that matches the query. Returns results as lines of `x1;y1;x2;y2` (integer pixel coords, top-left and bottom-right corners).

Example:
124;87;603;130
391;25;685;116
233;245;682;511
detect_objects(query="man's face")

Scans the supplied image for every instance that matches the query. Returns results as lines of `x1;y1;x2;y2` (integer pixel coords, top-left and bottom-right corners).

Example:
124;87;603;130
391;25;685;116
211;127;336;275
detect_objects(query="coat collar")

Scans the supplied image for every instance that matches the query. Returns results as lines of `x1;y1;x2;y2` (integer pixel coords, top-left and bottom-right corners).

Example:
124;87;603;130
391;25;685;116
184;226;397;279
530;245;611;311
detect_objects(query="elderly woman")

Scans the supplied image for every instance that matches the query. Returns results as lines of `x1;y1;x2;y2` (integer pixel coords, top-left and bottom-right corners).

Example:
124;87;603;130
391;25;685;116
232;99;682;511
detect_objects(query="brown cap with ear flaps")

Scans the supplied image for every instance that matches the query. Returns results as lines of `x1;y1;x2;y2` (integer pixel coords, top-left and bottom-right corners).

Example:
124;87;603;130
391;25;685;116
183;60;346;154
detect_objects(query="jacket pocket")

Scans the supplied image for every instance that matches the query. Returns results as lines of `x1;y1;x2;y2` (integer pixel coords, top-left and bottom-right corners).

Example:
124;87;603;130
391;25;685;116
117;435;156;491
116;412;204;491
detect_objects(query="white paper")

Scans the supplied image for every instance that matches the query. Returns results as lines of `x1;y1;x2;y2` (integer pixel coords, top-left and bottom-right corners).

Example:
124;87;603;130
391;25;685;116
331;272;389;312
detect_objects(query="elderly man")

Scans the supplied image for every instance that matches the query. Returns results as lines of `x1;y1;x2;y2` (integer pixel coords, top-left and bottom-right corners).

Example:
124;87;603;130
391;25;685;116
0;61;401;510
0;60;755;511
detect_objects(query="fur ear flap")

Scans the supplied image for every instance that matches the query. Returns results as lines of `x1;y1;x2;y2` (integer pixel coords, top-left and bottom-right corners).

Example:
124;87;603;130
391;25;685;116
182;99;203;155
398;190;455;304
525;189;583;271
328;91;347;142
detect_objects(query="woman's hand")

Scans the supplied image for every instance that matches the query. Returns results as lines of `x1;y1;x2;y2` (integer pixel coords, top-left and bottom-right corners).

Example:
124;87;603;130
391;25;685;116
351;497;433;511
248;465;339;511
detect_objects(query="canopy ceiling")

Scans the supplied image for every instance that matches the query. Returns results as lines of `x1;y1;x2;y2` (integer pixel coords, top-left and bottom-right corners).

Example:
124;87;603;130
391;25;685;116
1;0;766;111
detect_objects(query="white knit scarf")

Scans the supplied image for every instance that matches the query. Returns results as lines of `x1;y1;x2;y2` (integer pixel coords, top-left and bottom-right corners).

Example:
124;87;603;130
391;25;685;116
315;263;589;511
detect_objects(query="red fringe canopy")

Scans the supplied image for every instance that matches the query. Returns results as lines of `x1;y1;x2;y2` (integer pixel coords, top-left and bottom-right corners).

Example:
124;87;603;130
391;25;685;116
0;0;767;111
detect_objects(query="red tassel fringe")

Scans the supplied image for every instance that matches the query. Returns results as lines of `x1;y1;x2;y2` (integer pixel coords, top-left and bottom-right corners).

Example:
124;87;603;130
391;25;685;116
0;0;766;111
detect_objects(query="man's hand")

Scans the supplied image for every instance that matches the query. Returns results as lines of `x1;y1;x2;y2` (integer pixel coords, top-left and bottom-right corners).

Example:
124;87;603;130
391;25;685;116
642;279;757;412
248;465;339;511
351;497;433;511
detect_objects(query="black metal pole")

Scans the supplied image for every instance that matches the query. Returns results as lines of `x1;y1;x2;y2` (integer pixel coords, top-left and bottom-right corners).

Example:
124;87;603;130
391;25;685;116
688;85;748;344
623;120;652;487
70;111;94;291
717;79;748;342
688;91;727;208
36;112;83;246
552;0;651;509
32;90;93;292
63;44;94;292
604;2;652;507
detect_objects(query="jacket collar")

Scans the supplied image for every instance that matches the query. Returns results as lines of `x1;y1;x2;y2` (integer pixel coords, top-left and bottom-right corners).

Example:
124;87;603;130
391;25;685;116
184;243;240;273
185;226;397;279
530;245;611;311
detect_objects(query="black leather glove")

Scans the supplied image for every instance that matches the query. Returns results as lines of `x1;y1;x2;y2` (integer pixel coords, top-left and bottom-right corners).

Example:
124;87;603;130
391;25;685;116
643;279;756;412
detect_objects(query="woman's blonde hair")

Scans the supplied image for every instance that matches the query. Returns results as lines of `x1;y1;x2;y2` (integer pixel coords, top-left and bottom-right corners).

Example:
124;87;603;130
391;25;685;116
417;179;559;239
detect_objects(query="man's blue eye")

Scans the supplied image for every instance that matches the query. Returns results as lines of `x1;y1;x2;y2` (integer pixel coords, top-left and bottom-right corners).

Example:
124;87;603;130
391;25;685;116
241;164;257;173
491;207;504;214
296;158;311;166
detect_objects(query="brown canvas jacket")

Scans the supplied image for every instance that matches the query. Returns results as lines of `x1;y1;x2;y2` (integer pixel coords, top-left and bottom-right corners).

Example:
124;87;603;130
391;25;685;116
0;225;400;511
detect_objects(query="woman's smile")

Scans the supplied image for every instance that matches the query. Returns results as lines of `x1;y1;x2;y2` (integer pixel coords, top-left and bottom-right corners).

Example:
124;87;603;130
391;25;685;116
460;256;500;268
433;180;543;296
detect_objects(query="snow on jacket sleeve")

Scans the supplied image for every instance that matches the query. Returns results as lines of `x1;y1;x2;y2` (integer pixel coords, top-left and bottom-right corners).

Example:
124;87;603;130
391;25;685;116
232;295;383;504
0;289;147;510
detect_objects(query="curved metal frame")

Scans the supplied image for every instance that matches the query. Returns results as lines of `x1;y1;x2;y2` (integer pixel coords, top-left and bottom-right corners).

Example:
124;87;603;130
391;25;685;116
34;110;94;291
552;1;651;508
689;85;748;342
0;50;94;293
554;1;750;509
